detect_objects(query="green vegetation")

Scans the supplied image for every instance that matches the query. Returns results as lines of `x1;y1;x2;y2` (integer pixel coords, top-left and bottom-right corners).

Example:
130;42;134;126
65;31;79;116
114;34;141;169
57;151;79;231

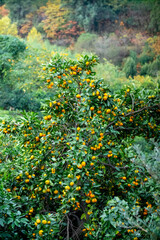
0;35;26;80
0;109;22;120
0;109;10;119
0;35;71;111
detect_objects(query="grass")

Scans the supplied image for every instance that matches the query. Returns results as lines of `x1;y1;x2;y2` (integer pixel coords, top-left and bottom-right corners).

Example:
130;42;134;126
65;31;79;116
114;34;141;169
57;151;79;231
0;109;20;121
0;109;10;119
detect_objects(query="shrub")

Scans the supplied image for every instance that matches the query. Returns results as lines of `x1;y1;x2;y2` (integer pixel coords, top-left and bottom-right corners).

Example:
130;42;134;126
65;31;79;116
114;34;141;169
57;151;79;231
139;53;154;65
149;57;160;77
0;35;26;58
133;75;159;90
0;185;31;239
123;57;137;78
140;63;149;76
0;89;41;112
98;139;160;239
140;57;160;77
94;59;128;90
0;37;75;111
75;33;130;65
0;54;159;239
27;27;43;44
0;35;26;80
130;50;137;61
74;33;98;52
0;16;18;36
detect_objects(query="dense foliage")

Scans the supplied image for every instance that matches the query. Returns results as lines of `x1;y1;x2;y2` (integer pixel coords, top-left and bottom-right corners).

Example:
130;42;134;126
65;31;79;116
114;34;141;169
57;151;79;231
4;0;47;26
0;35;25;80
0;55;159;239
0;16;17;36
0;35;55;111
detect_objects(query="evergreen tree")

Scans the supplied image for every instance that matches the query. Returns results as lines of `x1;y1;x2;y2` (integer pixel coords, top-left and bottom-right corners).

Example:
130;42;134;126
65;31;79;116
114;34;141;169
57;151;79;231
0;16;18;35
62;0;125;31
149;0;160;33
123;57;137;78
5;0;47;26
0;0;5;6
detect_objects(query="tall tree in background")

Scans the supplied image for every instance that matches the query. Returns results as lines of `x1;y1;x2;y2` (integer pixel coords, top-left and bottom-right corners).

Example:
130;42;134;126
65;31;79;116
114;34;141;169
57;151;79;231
0;16;18;35
5;0;33;24
0;4;9;18
0;0;5;6
149;0;160;33
27;26;43;43
42;0;69;40
4;0;48;27
62;0;128;32
62;0;160;33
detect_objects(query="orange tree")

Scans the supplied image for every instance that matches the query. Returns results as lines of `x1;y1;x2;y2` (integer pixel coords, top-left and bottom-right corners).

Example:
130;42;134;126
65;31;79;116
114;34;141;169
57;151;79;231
0;54;160;239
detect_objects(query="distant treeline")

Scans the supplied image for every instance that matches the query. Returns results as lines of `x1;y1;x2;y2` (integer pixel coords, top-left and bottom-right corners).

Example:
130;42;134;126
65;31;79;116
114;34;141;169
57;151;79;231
0;0;159;42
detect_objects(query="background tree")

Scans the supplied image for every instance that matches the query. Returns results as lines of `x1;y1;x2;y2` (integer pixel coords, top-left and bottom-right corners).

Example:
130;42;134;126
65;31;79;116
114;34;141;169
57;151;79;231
0;0;5;6
62;0;115;32
4;0;48;28
0;16;18;35
0;4;9;18
5;0;33;25
62;0;131;32
53;20;84;46
27;27;43;43
42;0;69;41
123;56;137;78
149;0;160;33
0;35;25;81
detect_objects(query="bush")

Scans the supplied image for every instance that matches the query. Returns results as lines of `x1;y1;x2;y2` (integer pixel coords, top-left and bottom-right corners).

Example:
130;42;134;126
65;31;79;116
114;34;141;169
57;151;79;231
0;88;41;112
0;35;26;80
0;35;26;59
140;63;149;76
0;185;31;239
99;139;160;239
149;57;160;77
0;16;18;36
75;33;131;65
74;33;98;52
140;57;160;77
133;75;159;90
0;54;159;239
94;59;129;90
27;27;43;44
0;37;76;111
139;53;154;65
123;57;137;78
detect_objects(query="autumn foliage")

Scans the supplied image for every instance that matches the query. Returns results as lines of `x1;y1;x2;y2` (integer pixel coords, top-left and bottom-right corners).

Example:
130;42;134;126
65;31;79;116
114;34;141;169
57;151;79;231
42;0;69;40
0;5;9;18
